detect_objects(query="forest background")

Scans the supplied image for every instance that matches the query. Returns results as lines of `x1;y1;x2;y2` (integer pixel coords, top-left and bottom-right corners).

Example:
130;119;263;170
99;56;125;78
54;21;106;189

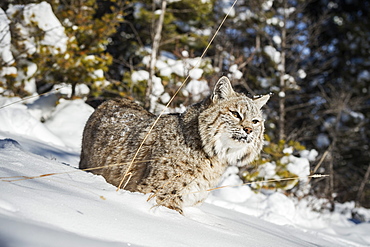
0;0;369;209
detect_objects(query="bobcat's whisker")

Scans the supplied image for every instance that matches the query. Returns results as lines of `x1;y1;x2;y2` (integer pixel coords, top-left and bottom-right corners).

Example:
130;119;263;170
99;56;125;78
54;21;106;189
0;159;159;182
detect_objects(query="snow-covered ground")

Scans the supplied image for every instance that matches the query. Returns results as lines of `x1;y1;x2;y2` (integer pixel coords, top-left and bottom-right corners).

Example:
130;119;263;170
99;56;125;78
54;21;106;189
0;94;370;247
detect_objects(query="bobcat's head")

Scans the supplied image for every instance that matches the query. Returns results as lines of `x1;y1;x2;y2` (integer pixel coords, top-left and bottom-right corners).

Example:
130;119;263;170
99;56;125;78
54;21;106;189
199;76;269;166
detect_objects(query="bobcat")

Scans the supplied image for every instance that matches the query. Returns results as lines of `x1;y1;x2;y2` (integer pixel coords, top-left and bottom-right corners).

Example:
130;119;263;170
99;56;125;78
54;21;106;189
80;76;269;213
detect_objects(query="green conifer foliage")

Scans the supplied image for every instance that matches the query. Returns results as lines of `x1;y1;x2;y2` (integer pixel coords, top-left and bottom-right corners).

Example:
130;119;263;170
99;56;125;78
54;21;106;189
36;0;123;98
2;0;122;98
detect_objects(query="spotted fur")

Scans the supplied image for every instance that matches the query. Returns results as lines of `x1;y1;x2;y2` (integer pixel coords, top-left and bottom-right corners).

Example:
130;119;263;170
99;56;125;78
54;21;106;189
80;76;269;213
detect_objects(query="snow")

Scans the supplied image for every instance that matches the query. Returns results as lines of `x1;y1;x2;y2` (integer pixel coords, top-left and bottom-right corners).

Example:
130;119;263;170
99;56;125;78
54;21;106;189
264;45;281;64
131;70;149;83
185;79;210;101
219;0;236;17
1;2;68;94
279;91;286;97
0;96;65;147
0;8;17;82
300;149;319;162
43;99;94;148
333;16;344;26
266;17;284;27
357;70;369;82
16;60;38;94
316;133;330;148
181;50;189;57
160;92;171;104
285;155;310;181
262;0;274;11
298;69;307;79
0;2;370;245
1;94;370;247
273;35;282;45
278;7;296;16
6;2;67;55
139;53;215;106
51;83;90;99
0;8;13;66
189;68;204;80
228;64;243;80
237;8;255;21
151;75;165;97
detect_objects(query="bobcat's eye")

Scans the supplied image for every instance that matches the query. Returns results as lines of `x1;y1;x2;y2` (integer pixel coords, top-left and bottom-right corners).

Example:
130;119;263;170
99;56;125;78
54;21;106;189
252;119;260;124
230;111;242;120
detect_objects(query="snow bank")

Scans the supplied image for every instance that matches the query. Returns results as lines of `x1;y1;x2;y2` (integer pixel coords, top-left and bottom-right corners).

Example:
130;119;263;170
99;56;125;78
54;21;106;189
0;96;65;146
0;95;93;149
44;99;94;148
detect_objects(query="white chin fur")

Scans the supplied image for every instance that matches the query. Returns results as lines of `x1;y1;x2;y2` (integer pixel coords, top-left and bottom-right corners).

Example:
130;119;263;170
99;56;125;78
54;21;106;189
214;133;252;166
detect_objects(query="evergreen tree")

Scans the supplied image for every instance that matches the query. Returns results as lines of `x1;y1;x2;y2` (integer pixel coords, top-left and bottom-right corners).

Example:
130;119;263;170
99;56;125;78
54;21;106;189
105;0;216;105
304;0;370;207
38;0;122;98
1;0;122;98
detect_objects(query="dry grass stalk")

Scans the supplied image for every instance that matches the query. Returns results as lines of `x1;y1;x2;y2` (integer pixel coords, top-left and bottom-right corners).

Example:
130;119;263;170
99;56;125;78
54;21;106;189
0;86;66;110
180;174;329;197
0;159;157;182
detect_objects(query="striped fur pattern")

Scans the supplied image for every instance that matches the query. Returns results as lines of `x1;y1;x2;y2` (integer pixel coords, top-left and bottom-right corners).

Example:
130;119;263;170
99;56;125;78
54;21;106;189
79;76;269;213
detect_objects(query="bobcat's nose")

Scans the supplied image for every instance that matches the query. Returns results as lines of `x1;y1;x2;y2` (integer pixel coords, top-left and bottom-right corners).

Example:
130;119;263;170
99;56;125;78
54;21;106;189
243;127;253;134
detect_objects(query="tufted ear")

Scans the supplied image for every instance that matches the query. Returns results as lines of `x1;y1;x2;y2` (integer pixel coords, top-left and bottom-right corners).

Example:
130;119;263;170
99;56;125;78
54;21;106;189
211;76;235;103
253;94;270;109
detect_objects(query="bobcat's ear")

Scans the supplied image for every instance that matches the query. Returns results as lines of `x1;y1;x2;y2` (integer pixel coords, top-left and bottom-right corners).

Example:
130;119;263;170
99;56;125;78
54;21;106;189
211;76;235;103
253;94;270;109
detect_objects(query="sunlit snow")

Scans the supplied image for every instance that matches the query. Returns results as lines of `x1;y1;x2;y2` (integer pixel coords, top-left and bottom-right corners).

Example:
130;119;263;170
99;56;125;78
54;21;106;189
0;94;369;247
